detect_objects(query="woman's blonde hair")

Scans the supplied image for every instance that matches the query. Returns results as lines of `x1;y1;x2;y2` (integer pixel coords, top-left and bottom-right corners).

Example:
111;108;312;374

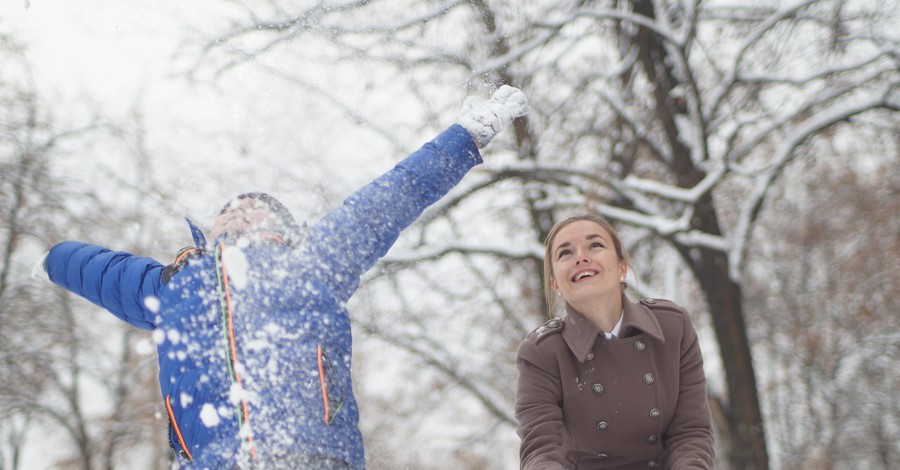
542;215;630;317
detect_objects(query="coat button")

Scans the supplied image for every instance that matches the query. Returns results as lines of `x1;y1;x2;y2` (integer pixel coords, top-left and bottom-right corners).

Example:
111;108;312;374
597;421;609;431
634;339;646;351
649;408;661;420
592;383;604;394
586;351;594;360
643;372;655;384
597;452;609;459
647;434;658;444
547;320;560;328
647;459;659;467
643;298;656;304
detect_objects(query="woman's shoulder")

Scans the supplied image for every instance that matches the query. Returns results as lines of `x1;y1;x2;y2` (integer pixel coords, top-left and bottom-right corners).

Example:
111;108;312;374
636;297;696;338
638;297;687;315
523;317;566;344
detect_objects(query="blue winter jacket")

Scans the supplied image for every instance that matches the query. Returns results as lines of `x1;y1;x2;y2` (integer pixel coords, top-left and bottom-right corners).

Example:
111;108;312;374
45;125;481;469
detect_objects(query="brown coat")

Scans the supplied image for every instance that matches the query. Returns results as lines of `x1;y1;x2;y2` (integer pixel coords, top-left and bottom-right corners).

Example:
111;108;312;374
515;296;714;469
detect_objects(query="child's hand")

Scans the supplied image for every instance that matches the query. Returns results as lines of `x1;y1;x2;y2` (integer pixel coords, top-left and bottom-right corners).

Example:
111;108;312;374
457;85;529;148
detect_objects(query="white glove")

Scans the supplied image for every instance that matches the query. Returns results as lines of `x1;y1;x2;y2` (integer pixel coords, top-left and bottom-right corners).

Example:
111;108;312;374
31;251;49;280
457;85;528;148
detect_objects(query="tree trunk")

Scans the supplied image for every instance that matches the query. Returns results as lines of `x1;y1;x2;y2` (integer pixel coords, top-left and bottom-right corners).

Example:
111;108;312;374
630;0;769;467
691;246;769;469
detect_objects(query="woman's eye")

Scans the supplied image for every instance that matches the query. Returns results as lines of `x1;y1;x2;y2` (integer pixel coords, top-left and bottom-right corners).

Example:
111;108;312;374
557;249;572;259
590;242;603;249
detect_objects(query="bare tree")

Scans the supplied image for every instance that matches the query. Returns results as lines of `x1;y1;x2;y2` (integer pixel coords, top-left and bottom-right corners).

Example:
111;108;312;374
749;142;899;469
186;0;898;468
0;35;171;470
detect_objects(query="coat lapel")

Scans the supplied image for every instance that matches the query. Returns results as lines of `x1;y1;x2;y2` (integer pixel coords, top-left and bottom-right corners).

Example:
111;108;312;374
560;294;666;362
621;297;665;343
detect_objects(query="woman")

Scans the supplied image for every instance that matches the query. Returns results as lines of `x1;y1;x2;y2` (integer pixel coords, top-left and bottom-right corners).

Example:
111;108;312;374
515;215;715;469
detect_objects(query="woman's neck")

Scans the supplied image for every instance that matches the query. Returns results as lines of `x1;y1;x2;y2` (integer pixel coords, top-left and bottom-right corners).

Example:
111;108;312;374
569;292;623;333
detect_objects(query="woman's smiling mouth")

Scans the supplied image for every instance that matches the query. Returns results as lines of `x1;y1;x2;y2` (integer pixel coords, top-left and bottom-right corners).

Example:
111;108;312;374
572;270;598;282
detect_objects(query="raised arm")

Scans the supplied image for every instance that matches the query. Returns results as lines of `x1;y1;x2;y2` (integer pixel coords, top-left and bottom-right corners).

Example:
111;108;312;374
305;124;478;299
44;241;165;330
306;86;528;301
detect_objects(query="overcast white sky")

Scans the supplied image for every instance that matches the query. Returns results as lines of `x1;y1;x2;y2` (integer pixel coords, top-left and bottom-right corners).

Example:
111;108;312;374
2;0;400;232
4;1;244;98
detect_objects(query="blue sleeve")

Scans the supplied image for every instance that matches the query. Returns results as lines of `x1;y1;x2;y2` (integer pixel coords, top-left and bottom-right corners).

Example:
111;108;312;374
45;241;165;330
307;124;481;300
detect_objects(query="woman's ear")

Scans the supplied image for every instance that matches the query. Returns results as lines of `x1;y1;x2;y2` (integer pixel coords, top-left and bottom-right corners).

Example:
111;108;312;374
550;277;559;294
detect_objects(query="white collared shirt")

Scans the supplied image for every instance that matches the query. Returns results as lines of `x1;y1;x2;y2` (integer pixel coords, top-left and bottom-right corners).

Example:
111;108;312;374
604;311;625;339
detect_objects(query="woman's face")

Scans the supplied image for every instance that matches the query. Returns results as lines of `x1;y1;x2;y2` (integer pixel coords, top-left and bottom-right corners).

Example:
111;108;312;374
549;220;627;307
209;198;279;239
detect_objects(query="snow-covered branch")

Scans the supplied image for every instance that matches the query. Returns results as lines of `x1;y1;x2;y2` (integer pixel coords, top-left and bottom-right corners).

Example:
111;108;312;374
704;0;821;119
739;51;891;85
323;0;467;35
357;318;517;426
600;203;729;251
593;84;673;163
549;194;730;253
730;82;897;279
622;164;725;203
383;240;542;265
472;26;568;77
575;7;683;47
728;69;896;172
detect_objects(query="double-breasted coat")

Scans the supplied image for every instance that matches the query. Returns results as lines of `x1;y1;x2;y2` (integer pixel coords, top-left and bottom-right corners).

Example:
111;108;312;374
515;295;714;469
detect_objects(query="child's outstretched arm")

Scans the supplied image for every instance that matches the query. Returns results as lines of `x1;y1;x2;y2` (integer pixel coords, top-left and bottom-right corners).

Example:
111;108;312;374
306;86;528;300
39;241;165;330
